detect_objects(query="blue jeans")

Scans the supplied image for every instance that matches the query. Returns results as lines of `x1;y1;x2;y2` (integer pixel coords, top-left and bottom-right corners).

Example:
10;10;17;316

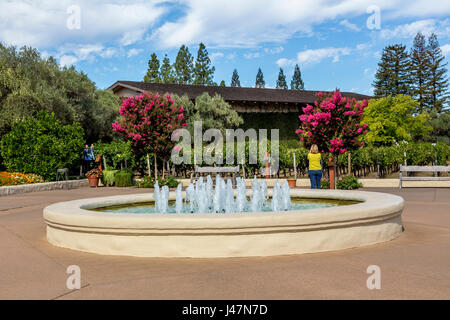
309;170;322;189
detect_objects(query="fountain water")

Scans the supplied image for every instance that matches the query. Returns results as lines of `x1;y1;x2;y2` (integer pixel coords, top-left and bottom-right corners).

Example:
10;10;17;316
156;175;291;214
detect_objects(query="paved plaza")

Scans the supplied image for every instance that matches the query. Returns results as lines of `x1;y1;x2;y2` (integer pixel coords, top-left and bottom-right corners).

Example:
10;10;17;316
0;186;449;299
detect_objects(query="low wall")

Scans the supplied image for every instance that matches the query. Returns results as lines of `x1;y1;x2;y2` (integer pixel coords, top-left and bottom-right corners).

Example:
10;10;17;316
0;179;89;196
176;178;450;188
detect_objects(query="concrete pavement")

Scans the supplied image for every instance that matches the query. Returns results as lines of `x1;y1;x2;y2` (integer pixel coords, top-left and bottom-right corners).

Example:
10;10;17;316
0;186;449;299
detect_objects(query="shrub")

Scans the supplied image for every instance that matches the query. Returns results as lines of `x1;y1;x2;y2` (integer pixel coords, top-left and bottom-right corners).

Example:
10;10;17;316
85;168;103;178
102;169;117;186
138;175;179;188
337;175;363;190
0;111;84;181
115;169;134;187
320;179;330;189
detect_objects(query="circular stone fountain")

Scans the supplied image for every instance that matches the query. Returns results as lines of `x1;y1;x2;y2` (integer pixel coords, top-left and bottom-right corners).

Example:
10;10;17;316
43;178;404;258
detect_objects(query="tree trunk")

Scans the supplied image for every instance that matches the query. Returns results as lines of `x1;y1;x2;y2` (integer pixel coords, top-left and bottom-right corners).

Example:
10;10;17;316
154;154;158;180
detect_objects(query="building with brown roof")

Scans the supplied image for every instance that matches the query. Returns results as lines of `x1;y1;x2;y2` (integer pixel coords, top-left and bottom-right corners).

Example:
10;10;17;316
108;81;371;140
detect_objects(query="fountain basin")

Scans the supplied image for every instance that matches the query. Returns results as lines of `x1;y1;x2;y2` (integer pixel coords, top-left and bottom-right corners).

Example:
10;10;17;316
43;189;404;258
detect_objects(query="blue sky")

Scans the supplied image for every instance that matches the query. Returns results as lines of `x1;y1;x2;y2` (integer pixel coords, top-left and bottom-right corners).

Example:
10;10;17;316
1;0;449;95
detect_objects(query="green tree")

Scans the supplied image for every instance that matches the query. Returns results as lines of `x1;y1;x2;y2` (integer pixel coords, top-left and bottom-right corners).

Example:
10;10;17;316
255;68;265;88
290;64;304;90
425;110;450;144
0;110;84;180
373;44;410;97
364;95;432;146
410;33;431;112
231;69;241;87
193;43;215;85
276;68;288;89
173;45;194;84
160;54;175;84
143;53;161;83
219;80;226;86
0;43;120;142
173;92;243;136
424;33;448;113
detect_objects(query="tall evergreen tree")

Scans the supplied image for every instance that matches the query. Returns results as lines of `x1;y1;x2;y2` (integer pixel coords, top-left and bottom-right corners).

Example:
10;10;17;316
424;33;448;112
219;80;226;86
410;33;431;113
276;68;288;89
143;53;161;83
193;43;215;85
231;69;241;87
373;44;410;97
160;54;175;84
290;64;304;90
255;68;265;88
173;45;194;85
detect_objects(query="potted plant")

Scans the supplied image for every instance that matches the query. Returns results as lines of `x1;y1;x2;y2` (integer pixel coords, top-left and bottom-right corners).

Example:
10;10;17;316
85;168;103;188
287;178;297;188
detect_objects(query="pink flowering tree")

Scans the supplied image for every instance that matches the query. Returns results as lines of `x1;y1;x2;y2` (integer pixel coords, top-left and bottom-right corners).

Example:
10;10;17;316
112;92;187;178
296;90;369;157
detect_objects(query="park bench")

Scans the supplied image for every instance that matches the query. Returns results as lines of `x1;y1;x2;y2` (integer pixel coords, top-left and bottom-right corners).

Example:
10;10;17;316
190;165;240;187
399;165;450;188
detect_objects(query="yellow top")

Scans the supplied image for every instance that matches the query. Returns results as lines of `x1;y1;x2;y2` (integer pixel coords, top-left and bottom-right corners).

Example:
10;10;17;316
308;153;322;171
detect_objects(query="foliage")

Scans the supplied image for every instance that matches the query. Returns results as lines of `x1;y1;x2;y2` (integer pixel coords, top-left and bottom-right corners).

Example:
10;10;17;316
102;169;118;186
373;44;410;97
364;95;432;146
410;32;430;112
177;92;243;136
144;53;161;83
138;175;179;188
0;43;120;142
425;34;449;113
112;93;186;162
320;179;330;189
231;69;241;87
85;168;103;178
290;64;305;90
255;68;265;88
193;43;215;85
276;68;288;89
297;90;369;156
114;169;134;187
0;172;44;186
174;45;194;84
95;140;135;170
425;110;449;144
160;54;175;84
219;80;226;86
0;111;84;181
336;175;363;190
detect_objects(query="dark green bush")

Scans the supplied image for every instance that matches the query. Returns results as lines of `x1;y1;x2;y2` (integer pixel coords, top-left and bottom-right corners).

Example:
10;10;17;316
138;175;179;188
0;111;84;181
102;169;118;186
337;175;363;190
114;169;134;187
320;179;330;189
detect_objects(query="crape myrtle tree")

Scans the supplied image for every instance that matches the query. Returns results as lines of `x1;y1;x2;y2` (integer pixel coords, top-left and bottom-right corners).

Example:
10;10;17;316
112;93;187;178
296;90;369;157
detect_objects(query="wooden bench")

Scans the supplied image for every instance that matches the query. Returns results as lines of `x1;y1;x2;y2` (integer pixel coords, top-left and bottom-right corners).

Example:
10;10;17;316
399;165;450;188
190;165;240;187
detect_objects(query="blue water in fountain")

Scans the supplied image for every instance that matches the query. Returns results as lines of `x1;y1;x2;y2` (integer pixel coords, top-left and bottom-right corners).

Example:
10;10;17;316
96;175;349;214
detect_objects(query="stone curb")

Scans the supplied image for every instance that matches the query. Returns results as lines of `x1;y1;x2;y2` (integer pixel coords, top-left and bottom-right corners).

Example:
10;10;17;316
0;179;89;196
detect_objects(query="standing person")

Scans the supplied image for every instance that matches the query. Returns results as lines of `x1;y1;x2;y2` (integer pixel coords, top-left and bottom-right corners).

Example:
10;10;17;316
308;144;322;189
83;145;91;174
89;144;95;164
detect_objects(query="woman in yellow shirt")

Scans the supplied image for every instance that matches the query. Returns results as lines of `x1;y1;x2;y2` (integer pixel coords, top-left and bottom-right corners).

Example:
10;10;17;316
307;144;322;189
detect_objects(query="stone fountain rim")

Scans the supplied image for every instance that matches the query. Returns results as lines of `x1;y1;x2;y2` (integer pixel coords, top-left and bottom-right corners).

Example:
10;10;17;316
43;189;404;232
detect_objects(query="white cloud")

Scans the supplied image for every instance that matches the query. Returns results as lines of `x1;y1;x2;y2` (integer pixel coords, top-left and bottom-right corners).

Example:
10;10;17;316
59;55;78;67
297;47;351;64
0;0;166;48
340;19;361;32
441;44;450;56
127;48;143;57
210;52;224;62
244;52;261;59
151;0;450;48
55;44;119;66
264;46;284;54
380;19;450;39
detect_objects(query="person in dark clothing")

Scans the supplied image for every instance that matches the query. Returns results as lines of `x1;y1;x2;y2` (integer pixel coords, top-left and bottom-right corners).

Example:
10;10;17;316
83;145;91;174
